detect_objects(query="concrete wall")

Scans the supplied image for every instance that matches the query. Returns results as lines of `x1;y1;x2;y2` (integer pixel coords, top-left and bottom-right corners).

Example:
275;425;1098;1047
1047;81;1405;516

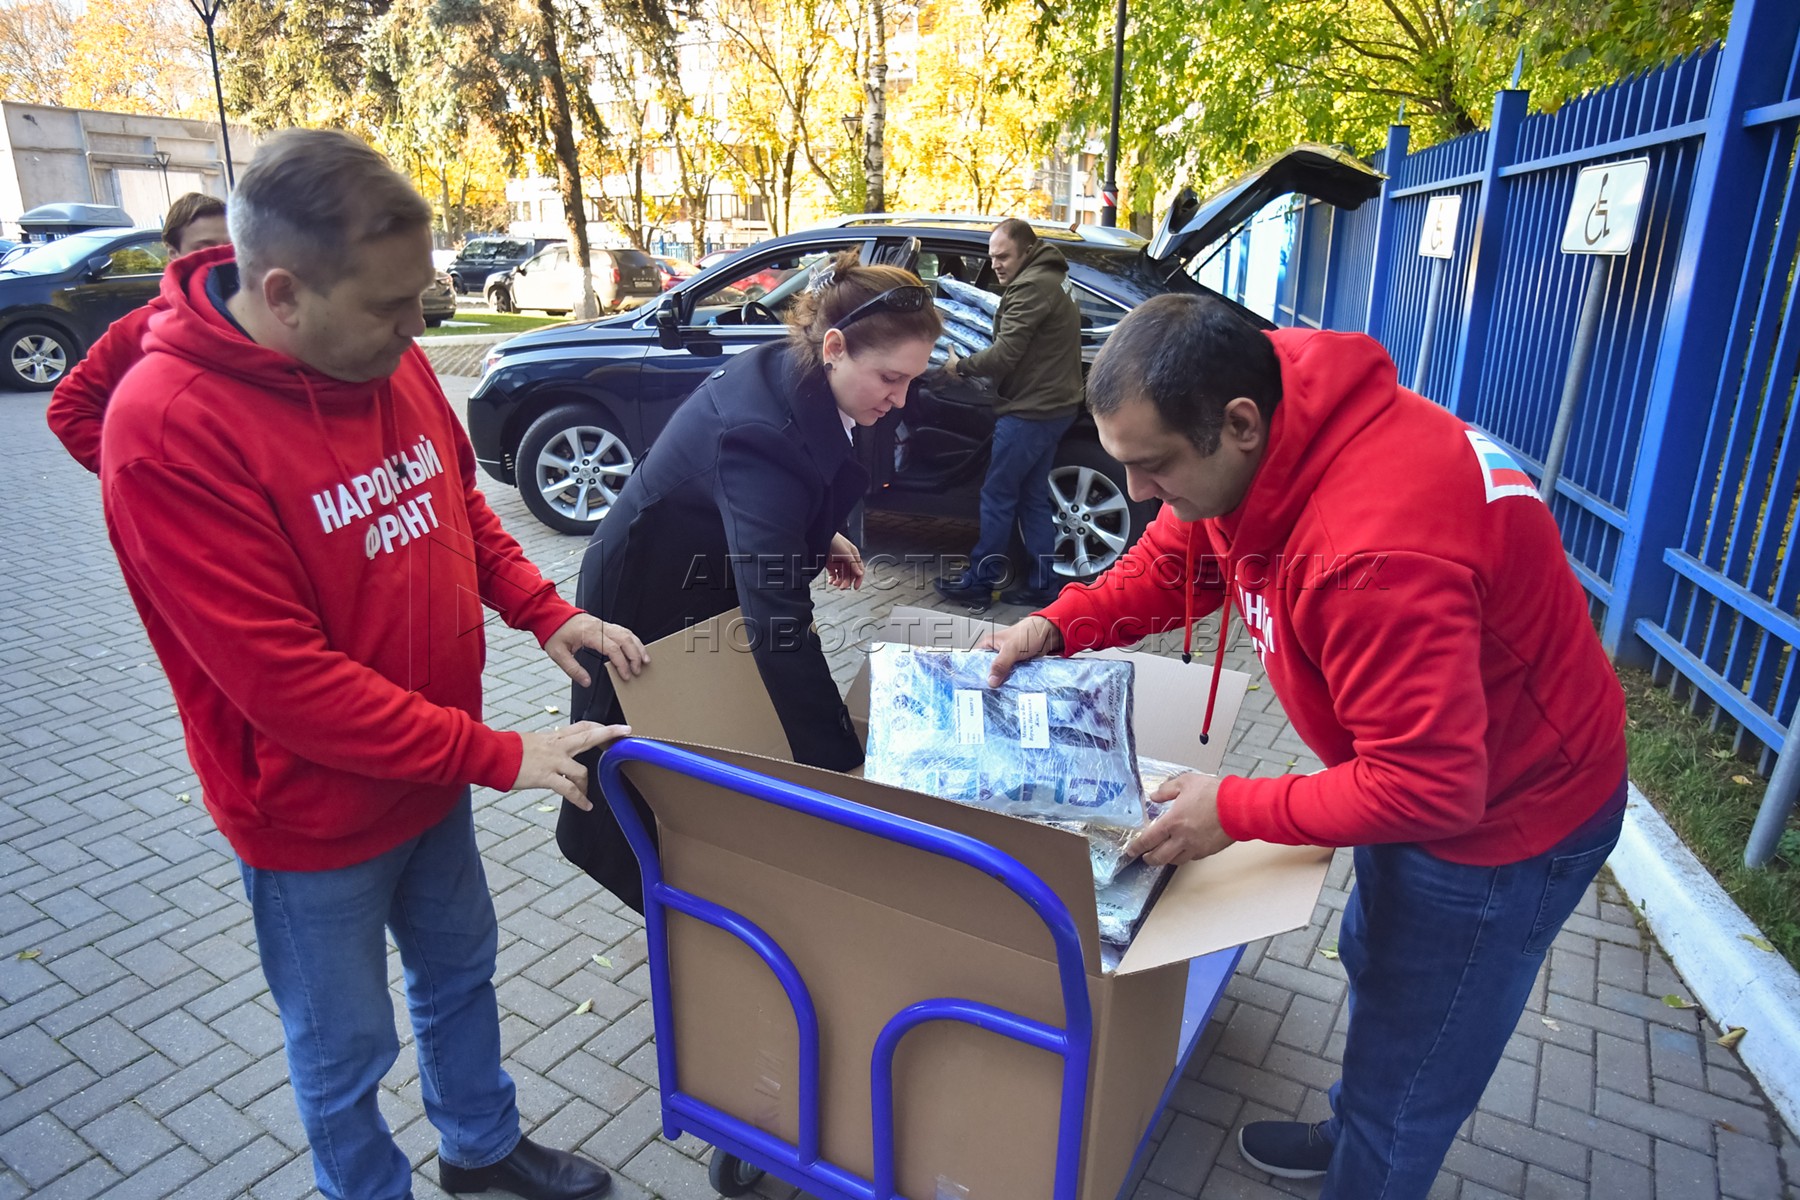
0;102;256;236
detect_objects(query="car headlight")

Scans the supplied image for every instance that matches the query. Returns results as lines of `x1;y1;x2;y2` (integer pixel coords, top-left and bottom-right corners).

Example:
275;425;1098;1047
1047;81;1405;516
480;347;504;380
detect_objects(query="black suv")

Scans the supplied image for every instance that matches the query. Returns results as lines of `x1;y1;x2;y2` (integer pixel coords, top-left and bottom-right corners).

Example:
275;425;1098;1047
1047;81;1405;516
0;227;171;391
447;235;566;294
467;146;1382;580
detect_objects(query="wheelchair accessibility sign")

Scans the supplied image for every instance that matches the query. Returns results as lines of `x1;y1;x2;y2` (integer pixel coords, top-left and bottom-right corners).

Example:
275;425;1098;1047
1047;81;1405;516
1561;158;1650;255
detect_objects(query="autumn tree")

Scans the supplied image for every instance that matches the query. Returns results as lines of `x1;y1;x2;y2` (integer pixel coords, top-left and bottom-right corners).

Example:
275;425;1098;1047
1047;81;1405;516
1031;0;1735;215
887;0;1047;215
710;0;862;233
0;1;76;106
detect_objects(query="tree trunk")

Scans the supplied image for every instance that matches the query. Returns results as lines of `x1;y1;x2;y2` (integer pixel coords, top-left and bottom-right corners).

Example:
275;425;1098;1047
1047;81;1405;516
534;0;598;319
862;0;886;213
440;169;453;246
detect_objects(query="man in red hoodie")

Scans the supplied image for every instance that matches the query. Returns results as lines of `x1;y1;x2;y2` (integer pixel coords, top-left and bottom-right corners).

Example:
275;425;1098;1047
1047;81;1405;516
46;191;231;473
102;130;647;1200
986;294;1627;1199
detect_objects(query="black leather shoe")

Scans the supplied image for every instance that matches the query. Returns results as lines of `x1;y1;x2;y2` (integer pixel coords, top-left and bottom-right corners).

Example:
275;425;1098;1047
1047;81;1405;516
933;574;992;606
999;584;1060;608
440;1136;612;1199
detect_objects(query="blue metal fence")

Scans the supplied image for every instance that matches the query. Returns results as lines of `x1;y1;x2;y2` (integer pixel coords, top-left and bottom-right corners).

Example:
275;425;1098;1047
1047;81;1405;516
1214;0;1800;856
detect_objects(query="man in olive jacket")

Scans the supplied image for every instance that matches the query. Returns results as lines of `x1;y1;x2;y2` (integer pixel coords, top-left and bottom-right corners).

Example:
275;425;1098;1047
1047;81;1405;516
936;218;1085;607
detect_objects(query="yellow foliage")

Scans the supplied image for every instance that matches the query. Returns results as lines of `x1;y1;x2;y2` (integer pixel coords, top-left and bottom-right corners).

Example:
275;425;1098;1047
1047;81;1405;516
61;0;211;117
886;0;1050;217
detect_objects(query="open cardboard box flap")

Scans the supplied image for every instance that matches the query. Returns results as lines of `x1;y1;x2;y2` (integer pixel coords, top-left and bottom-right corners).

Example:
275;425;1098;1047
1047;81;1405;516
610;607;1331;973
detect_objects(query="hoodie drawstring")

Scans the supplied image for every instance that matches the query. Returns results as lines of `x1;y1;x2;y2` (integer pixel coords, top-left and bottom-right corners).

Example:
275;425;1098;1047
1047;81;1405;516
1181;522;1234;747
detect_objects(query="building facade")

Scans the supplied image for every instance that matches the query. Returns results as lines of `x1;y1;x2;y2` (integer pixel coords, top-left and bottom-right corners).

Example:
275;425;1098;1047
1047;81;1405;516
0;102;254;237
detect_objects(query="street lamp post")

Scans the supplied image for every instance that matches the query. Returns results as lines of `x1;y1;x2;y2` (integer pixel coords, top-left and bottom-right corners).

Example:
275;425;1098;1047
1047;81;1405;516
187;0;235;189
154;149;171;206
1100;0;1126;227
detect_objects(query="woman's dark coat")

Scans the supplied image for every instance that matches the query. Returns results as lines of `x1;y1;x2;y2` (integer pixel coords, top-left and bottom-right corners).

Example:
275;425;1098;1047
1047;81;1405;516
556;339;868;911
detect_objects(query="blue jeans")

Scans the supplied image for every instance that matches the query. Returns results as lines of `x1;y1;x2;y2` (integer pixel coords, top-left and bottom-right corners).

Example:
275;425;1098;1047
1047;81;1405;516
970;411;1078;590
1320;784;1625;1200
239;792;520;1200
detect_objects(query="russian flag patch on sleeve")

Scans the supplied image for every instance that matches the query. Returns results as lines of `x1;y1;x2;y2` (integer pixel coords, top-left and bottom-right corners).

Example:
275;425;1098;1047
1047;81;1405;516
1465;429;1541;503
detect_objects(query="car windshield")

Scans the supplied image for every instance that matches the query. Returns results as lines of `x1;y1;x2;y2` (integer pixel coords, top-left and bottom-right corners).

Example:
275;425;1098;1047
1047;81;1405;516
0;233;119;276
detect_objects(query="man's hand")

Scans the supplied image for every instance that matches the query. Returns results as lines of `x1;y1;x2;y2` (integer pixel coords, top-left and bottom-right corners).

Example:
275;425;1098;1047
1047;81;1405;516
513;722;631;810
944;351;961;379
544;613;649;686
976;614;1064;688
826;532;864;590
1127;772;1236;866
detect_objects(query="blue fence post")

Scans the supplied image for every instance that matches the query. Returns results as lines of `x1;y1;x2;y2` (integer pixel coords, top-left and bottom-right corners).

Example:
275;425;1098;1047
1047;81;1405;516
1603;0;1800;665
1442;87;1527;421
1362;124;1411;342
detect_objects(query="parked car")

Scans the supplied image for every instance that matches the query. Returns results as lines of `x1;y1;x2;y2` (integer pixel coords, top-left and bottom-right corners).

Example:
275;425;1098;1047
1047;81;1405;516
446;235;564;294
0;226;170;391
652;255;699;291
422;270;457;327
694;247;791;300
485;245;662;315
468;145;1383;580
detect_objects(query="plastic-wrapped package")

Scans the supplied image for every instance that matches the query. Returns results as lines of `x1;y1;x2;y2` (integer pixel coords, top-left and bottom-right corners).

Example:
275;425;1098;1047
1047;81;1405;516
864;644;1145;827
1096;858;1169;947
1095;796;1175;951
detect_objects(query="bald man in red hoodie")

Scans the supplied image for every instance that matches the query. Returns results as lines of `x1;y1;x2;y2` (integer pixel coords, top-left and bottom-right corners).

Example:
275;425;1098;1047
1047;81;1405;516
102;131;645;1200
985;294;1627;1200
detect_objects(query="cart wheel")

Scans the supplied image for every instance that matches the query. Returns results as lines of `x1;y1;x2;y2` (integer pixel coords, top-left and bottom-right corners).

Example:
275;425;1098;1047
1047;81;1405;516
708;1148;764;1196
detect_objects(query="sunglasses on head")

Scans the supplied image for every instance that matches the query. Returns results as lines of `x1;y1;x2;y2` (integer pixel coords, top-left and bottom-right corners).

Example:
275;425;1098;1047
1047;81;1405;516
830;284;932;333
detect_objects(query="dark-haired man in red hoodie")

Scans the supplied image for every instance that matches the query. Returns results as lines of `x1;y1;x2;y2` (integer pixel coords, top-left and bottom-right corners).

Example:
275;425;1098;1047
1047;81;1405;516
985;294;1627;1199
102;130;646;1200
47;191;231;473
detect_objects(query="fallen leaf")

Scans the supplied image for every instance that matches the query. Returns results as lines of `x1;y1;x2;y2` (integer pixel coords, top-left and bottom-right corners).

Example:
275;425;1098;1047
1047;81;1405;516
1246;684;1261;691
1317;942;1339;961
535;804;556;813
16;948;40;961
177;793;191;804
1541;1018;1562;1032
1709;747;1732;759
545;705;560;714
1716;1120;1738;1133
573;998;593;1016
1739;934;1776;953
1716;1026;1746;1050
1732;774;1753;786
1662;994;1695;1009
592;954;613;968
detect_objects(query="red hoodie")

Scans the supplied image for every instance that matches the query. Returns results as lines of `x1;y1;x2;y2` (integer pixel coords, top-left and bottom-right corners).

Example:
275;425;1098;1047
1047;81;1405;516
1045;328;1627;866
101;247;580;871
46;298;163;473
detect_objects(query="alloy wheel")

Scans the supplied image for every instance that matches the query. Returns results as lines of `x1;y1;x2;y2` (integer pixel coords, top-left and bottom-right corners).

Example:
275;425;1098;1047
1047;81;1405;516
1048;464;1132;578
533;425;635;525
12;334;66;385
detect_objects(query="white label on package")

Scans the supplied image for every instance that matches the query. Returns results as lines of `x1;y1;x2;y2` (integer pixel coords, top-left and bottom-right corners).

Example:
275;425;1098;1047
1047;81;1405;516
954;689;985;744
1018;692;1051;749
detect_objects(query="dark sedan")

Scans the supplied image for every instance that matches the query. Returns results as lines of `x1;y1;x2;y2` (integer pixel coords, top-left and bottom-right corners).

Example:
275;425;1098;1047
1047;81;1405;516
0;227;170;391
468;146;1383;580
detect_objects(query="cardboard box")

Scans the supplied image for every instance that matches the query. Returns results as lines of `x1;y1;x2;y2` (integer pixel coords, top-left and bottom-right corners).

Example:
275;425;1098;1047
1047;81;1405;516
608;606;1331;1199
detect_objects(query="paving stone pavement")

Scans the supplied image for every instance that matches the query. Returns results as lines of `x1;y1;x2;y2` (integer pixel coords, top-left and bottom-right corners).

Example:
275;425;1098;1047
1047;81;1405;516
2;378;1796;1199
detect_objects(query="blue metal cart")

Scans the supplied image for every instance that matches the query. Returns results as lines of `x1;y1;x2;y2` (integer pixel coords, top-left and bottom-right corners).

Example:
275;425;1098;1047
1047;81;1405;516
600;738;1242;1200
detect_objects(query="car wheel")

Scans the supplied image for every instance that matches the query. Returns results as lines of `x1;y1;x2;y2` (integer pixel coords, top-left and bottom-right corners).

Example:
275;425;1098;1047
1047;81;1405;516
425;316;444;328
487;285;515;313
4;322;74;391
1044;438;1157;583
516;404;638;535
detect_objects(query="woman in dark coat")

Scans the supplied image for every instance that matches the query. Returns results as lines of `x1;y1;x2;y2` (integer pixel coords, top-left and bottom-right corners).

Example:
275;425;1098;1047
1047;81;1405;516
558;250;943;911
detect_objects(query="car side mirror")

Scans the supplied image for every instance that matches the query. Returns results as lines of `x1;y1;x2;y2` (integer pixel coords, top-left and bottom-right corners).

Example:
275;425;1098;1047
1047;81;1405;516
655;295;684;349
85;253;112;280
